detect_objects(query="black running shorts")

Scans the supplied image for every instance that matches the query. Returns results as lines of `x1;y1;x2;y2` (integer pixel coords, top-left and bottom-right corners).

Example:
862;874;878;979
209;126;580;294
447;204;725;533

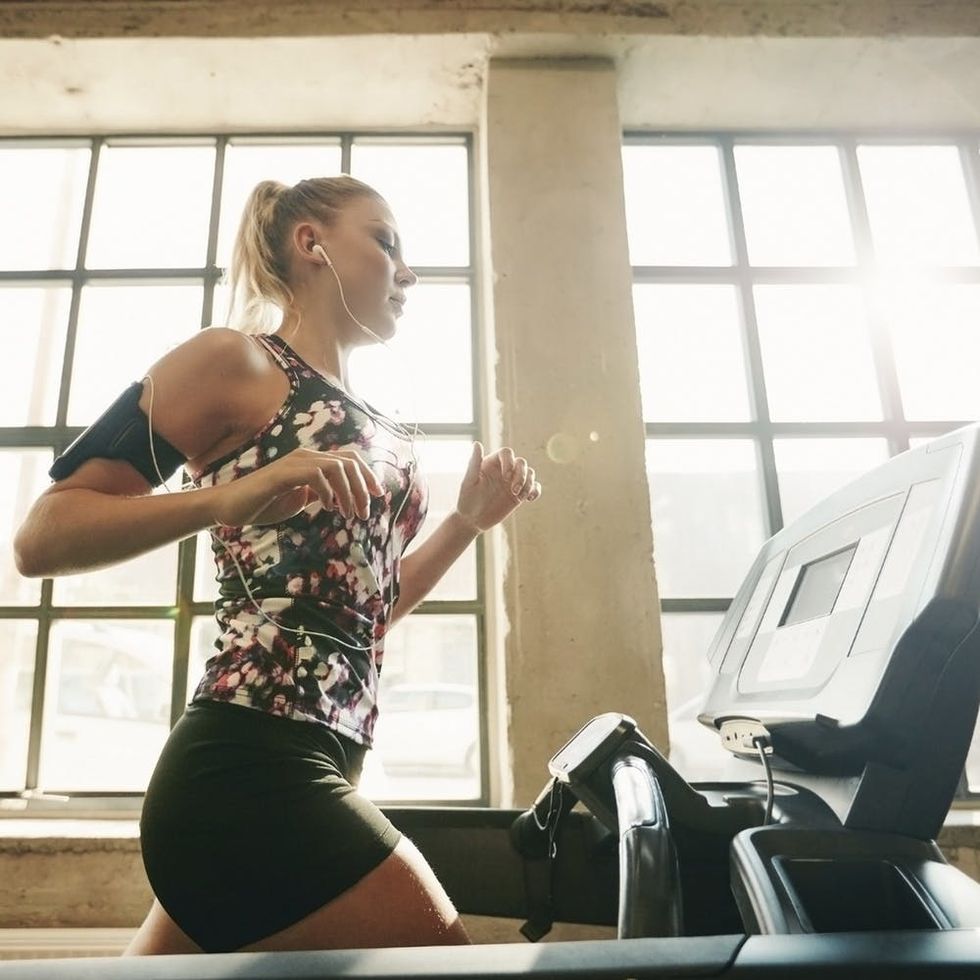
139;699;402;952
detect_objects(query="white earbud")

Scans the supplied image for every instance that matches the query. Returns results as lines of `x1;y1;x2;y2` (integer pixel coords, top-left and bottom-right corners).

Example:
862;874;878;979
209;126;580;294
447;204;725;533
312;243;333;267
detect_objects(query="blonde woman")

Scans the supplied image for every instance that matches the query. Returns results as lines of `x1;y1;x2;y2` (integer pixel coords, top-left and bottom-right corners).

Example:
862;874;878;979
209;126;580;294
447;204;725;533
13;176;541;955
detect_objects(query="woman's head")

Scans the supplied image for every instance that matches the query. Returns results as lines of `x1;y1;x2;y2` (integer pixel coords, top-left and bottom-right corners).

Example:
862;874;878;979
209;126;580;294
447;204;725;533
227;175;416;341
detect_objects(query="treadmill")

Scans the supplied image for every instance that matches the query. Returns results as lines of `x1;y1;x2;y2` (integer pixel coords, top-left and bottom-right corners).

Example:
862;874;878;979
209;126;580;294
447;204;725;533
5;423;980;978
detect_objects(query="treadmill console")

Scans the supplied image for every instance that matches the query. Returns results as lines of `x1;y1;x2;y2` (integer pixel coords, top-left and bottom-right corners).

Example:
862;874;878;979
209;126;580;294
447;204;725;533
696;424;980;805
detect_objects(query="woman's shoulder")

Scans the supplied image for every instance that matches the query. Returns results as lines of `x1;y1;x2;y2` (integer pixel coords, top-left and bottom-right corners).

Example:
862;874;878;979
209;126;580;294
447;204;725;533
142;328;284;466
178;326;271;372
159;328;286;403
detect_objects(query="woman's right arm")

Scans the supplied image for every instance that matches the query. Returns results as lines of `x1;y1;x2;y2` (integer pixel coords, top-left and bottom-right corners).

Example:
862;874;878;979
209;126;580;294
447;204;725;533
13;327;252;578
13;328;385;579
13;460;226;577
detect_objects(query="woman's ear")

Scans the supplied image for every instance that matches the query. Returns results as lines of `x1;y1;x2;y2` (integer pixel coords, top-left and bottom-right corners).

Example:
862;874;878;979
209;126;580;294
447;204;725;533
291;221;321;264
290;221;318;258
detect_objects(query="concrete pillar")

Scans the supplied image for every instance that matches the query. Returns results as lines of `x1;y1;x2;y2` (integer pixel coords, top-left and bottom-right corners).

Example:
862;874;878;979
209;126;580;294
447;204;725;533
480;57;668;807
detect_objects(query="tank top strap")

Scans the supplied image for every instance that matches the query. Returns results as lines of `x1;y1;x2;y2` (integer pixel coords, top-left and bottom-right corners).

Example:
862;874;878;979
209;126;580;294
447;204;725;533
254;332;302;385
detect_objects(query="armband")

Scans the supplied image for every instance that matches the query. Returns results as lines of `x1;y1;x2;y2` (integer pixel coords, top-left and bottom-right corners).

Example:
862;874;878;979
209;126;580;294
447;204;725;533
49;381;188;487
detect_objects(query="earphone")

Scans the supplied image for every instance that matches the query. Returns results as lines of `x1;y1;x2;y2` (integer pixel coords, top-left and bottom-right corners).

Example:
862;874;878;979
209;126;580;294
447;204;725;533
144;237;422;656
311;241;387;349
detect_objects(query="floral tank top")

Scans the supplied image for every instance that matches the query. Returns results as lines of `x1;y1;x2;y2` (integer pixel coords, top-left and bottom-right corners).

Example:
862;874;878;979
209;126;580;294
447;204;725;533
188;333;428;746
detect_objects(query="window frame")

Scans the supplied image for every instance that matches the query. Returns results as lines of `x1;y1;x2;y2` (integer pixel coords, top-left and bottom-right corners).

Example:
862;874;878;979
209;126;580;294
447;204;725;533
0;130;488;816
627;130;980;805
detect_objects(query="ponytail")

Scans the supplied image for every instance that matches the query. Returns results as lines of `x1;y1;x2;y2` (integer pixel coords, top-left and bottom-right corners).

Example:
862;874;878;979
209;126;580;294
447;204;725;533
225;174;386;335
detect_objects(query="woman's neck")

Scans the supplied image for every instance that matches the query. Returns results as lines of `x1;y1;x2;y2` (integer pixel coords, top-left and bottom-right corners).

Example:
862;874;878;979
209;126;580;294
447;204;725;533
275;318;350;389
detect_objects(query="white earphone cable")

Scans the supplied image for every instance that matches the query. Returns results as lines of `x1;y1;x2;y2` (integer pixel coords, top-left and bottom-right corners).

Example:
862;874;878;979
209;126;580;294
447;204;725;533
144;248;422;656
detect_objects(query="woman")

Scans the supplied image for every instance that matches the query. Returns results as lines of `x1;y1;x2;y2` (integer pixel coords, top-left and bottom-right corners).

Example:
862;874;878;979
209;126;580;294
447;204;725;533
13;175;541;955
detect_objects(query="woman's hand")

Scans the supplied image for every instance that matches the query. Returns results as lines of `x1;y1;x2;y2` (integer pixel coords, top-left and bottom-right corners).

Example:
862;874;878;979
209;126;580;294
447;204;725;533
210;447;385;527
453;442;542;533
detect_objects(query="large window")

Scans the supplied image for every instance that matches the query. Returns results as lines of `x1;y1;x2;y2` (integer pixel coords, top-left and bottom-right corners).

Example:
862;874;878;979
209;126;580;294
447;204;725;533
0;134;485;813
624;135;980;795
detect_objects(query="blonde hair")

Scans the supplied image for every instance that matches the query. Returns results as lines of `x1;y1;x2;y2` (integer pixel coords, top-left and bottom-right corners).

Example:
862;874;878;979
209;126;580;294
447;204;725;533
226;175;386;335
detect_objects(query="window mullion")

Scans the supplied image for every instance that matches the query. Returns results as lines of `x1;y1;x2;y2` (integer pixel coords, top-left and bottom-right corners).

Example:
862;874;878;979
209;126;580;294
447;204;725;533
55;138;100;434
170;536;198;730
23;579;54;794
718;136;783;538
201;136;226;329
3;130;484;808
958;141;980;263
838;138;908;455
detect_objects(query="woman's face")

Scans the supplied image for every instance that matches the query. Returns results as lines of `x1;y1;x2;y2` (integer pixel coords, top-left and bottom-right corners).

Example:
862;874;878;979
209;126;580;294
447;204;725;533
320;195;417;343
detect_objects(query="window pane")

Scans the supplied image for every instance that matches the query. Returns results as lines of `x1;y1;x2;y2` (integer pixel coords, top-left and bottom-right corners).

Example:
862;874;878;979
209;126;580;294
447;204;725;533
351;141;469;268
967;710;980;793
194;531;221;604
634;284;751;422
646;439;767;598
773;438;891;528
68;284;202;425
0;145;90;270
365;614;479;801
754;285;883;422
402;439;476;600
909;433;958;452
623;145;732;266
660;612;730;781
349;283;472;423
0;620;38;791
874;282;980;422
188;615;217;705
51;466;181;607
191;614;482;801
0;287;71;426
211;281;231;328
51;541;179;606
86;144;215;269
217;141;343;270
40;620;174;791
735;145;855;267
858;145;980;267
0;449;53;606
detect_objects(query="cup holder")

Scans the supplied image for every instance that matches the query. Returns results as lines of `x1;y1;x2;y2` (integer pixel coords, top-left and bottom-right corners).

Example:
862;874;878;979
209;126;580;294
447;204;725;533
728;827;978;934
775;857;940;933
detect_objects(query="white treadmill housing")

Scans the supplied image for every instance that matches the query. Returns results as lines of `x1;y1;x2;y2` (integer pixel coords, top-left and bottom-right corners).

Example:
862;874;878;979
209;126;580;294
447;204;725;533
697;423;980;837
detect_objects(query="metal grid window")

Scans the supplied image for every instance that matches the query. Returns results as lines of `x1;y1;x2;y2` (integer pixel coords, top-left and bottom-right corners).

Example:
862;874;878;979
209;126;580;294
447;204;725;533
0;133;488;815
624;133;980;799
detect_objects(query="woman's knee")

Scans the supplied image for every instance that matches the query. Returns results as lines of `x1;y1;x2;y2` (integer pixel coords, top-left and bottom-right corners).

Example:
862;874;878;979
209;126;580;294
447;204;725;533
381;836;470;941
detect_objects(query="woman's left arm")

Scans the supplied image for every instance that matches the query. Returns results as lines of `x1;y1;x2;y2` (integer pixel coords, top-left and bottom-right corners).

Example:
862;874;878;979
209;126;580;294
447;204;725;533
390;443;542;625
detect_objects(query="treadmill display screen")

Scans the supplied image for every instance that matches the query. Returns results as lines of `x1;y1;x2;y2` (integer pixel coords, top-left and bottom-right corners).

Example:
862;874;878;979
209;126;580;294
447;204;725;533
779;544;857;628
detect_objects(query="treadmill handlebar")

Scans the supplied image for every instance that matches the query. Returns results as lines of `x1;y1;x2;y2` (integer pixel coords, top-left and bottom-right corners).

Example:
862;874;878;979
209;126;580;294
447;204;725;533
611;756;684;938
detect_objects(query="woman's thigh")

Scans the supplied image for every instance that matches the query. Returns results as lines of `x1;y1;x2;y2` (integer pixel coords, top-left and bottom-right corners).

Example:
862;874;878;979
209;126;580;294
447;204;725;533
237;836;471;952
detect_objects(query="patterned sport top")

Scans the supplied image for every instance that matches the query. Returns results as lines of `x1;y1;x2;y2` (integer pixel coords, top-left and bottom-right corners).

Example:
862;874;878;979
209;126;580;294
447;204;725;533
188;333;428;746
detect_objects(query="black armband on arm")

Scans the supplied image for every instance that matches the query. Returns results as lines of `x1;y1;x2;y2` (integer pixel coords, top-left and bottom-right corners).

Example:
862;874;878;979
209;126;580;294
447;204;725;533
49;381;188;487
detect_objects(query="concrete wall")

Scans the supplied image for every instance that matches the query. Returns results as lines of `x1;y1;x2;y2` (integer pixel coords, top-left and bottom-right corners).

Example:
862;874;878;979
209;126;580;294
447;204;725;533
0;824;613;943
483;58;666;806
1;821;978;937
2;1;980;39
